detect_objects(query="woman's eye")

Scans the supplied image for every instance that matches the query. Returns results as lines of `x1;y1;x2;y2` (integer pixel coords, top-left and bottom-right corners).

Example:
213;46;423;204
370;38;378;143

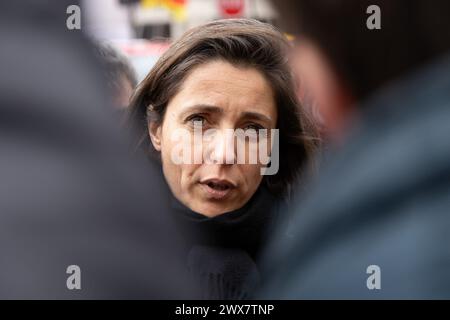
186;115;206;126
243;123;264;131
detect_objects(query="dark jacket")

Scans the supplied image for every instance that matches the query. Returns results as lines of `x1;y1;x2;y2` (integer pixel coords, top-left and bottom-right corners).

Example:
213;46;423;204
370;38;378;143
0;1;194;299
170;185;284;299
261;54;450;299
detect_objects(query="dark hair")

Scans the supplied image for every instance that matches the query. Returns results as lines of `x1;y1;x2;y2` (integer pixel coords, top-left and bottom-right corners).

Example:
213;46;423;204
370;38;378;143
93;41;138;91
129;19;319;196
274;0;450;100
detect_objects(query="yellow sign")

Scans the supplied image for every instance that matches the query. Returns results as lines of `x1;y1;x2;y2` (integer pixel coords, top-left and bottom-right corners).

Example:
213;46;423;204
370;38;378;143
141;0;187;21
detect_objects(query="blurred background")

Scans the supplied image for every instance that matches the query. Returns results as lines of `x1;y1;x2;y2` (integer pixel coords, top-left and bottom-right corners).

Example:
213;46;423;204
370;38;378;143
83;0;278;81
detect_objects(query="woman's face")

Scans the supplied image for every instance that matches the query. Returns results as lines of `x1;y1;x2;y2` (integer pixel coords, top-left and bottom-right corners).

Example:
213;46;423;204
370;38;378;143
149;60;277;217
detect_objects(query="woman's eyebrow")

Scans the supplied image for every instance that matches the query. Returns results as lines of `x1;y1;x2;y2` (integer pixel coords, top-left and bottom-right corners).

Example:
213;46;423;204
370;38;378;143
241;111;272;124
182;104;224;115
181;105;272;123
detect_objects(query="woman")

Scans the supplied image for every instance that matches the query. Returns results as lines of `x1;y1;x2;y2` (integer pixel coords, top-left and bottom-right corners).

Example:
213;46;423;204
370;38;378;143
129;19;319;299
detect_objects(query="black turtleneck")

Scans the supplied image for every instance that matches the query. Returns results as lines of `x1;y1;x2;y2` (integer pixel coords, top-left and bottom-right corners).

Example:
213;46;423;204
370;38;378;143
168;186;283;299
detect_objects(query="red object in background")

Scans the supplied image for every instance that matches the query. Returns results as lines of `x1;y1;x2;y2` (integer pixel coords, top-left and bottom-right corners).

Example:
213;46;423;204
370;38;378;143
219;0;244;17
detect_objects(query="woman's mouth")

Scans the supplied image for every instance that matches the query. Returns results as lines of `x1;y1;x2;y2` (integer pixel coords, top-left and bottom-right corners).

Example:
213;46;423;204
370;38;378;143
199;179;236;200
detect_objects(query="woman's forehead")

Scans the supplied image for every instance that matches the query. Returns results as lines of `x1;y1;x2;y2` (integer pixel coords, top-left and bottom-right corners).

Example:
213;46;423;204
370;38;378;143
182;60;272;94
170;61;277;122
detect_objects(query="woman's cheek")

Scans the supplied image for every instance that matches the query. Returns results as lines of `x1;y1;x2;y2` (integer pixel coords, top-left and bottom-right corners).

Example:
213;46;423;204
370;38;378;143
241;164;263;193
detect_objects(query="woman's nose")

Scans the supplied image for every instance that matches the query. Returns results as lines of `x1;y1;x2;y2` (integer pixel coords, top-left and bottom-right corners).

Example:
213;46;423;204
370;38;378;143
207;129;236;165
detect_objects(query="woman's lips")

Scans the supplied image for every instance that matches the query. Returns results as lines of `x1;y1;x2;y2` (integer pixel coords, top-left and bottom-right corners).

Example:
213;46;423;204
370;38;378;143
199;179;236;200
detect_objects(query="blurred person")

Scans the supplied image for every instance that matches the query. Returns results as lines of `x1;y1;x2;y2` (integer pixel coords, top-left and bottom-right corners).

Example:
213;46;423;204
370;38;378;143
92;41;137;109
0;0;195;298
129;19;319;299
261;0;450;298
290;48;327;138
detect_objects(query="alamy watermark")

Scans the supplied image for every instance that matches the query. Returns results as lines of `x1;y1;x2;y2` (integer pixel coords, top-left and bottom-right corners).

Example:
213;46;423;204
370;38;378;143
366;5;381;30
66;265;81;290
366;264;381;290
169;121;279;176
66;5;81;30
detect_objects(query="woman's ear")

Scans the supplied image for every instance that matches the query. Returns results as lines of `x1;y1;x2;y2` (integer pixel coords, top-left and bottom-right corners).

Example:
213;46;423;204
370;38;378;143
148;122;162;151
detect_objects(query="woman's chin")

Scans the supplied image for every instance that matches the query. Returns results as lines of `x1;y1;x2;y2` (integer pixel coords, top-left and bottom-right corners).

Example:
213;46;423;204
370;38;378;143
188;196;239;218
190;202;232;218
184;184;239;217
